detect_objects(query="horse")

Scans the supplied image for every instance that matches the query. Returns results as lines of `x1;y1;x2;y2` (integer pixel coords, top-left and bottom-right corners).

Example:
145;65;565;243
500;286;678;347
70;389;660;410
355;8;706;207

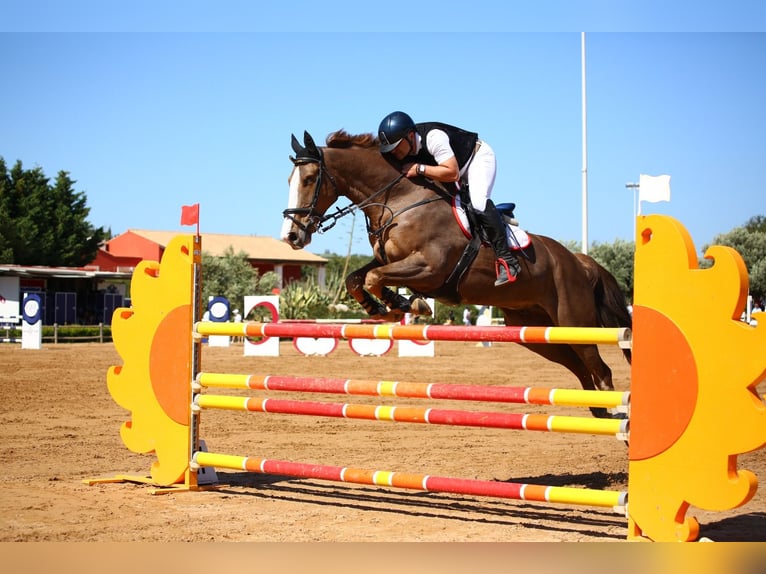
281;130;632;418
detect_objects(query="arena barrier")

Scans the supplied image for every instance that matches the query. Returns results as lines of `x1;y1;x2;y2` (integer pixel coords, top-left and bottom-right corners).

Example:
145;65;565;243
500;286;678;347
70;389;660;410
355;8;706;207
92;214;766;542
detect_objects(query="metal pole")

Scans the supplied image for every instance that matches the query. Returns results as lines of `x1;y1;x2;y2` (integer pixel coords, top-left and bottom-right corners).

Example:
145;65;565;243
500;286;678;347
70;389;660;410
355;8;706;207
626;182;639;239
581;32;588;255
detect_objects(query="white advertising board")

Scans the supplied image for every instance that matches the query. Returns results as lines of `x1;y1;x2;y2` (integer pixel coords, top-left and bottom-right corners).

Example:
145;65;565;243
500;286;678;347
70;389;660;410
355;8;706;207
0;276;20;323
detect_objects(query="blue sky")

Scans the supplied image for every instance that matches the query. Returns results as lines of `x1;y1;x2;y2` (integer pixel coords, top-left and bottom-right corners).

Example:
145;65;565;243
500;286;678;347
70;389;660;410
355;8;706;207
2;2;765;257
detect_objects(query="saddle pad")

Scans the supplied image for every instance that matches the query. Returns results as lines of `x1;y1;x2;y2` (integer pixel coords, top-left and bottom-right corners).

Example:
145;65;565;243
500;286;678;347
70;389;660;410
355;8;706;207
452;196;531;250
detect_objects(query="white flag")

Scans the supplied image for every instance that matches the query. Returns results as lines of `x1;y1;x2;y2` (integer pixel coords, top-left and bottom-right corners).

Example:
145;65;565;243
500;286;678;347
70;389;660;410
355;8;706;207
639;174;671;203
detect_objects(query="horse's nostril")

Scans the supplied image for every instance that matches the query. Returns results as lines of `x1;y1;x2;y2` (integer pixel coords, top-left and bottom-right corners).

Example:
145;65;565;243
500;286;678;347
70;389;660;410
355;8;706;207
287;232;298;243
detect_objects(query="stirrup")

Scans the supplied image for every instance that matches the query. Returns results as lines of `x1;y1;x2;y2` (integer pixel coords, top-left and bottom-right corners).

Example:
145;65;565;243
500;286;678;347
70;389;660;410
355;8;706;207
494;259;518;286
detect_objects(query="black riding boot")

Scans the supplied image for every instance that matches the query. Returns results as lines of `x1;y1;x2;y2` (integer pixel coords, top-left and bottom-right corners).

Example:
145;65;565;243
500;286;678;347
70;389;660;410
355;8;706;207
476;200;521;286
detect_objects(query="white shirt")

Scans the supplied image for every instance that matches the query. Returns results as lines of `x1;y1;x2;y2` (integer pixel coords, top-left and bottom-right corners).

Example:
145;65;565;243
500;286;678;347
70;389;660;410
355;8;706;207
415;130;475;178
413;128;497;212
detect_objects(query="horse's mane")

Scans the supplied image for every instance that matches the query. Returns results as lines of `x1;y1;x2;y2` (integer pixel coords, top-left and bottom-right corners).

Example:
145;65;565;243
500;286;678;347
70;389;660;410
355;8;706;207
326;129;379;149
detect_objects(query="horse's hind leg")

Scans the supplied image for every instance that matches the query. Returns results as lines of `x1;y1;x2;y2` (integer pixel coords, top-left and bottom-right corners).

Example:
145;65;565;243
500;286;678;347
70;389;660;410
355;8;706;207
501;308;608;405
570;344;623;419
575;345;615;392
519;342;612;418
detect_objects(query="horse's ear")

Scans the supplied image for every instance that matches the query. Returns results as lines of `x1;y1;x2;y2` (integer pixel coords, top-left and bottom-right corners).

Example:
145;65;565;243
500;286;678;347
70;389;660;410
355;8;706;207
291;133;305;156
303;131;320;158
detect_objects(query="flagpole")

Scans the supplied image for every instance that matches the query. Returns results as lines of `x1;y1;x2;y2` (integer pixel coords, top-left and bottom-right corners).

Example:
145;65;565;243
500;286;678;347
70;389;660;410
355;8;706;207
581;32;588;255
625;182;639;239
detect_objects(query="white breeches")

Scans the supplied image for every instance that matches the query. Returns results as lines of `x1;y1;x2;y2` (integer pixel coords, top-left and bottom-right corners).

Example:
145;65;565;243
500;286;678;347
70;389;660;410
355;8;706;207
462;141;496;212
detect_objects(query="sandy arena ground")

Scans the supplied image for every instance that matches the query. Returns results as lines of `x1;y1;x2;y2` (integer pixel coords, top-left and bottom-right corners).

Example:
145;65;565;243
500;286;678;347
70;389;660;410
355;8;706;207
1;340;764;543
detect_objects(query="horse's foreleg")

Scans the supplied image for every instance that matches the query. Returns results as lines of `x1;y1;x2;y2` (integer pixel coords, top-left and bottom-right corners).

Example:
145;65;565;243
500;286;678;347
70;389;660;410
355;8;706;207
346;262;389;317
362;257;439;321
346;257;438;322
346;270;413;321
380;287;410;313
380;288;434;317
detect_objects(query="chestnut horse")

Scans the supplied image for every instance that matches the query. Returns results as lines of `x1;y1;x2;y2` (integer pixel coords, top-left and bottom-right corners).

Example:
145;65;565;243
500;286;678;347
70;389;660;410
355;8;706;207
281;130;632;417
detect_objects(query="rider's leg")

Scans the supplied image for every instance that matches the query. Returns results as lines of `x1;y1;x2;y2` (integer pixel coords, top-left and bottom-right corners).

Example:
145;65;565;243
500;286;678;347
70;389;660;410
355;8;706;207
475;200;521;285
466;143;521;286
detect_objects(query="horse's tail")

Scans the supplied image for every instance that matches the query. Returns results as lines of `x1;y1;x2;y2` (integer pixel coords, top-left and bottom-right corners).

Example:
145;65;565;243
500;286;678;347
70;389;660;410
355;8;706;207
575;254;632;364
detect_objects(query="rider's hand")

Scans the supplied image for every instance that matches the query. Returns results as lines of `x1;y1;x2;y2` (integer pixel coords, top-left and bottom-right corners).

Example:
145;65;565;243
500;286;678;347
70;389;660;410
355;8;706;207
402;163;418;178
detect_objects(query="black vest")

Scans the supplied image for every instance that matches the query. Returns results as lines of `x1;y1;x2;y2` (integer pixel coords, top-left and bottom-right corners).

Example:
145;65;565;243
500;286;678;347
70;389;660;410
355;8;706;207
414;122;479;170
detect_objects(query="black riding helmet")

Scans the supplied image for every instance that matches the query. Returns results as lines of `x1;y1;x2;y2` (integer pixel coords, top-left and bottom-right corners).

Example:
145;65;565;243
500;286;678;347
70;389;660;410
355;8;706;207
378;111;415;153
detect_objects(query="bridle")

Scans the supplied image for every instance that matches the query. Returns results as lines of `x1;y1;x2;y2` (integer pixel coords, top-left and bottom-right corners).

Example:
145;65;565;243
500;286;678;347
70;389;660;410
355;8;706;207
282;150;341;236
283;144;405;236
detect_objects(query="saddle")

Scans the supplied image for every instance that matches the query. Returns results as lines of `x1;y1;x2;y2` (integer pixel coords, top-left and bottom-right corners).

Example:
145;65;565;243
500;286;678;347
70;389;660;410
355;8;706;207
437;191;530;301
495;202;519;227
451;193;529;249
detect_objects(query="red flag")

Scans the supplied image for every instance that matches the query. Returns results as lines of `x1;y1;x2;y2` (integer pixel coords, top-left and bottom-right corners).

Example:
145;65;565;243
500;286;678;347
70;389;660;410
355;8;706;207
181;203;199;226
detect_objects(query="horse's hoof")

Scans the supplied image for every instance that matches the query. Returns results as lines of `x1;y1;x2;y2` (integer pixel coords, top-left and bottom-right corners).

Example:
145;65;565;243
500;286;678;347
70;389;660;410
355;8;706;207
409;297;433;316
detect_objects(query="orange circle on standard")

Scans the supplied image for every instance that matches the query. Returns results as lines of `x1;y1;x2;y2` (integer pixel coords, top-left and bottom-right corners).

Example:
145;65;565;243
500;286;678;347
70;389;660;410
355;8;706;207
150;304;193;426
629;306;698;461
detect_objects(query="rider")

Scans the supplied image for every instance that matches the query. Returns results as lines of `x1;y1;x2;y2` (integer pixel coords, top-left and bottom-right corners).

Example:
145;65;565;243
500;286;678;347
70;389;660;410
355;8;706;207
377;111;520;286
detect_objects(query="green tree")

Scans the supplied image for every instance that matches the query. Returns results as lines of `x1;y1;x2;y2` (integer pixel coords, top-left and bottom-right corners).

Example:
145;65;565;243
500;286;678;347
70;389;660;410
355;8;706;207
201;247;278;311
302;252;368;314
559;239;635;302
0;158;107;266
279;275;333;319
0;176;13;262
560;239;581;253
588;239;636;302
704;215;766;300
743;215;766;233
310;252;370;303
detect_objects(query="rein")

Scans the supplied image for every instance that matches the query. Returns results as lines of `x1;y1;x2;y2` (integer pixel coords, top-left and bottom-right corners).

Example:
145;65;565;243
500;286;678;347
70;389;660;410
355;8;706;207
366;195;444;239
319;172;406;234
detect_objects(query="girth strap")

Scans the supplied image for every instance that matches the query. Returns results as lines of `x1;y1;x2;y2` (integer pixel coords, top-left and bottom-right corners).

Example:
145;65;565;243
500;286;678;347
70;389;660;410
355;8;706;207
440;234;482;303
